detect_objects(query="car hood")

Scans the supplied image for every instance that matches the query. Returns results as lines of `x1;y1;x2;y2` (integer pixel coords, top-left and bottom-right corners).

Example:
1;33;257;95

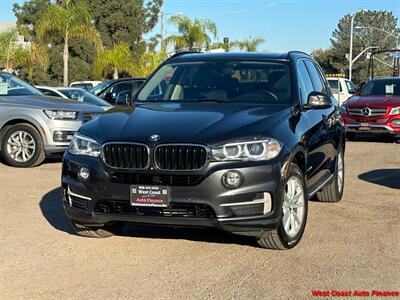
80;102;292;145
344;95;400;107
0;95;104;112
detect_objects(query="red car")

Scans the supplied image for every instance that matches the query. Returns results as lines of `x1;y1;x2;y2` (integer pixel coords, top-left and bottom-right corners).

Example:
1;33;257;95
341;77;400;141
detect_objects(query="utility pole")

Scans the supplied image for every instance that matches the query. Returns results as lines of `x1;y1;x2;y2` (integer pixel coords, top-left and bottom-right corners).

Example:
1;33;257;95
349;9;365;81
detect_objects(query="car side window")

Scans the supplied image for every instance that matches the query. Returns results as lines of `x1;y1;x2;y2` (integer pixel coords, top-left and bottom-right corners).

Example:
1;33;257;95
297;61;314;105
41;89;60;97
304;61;328;94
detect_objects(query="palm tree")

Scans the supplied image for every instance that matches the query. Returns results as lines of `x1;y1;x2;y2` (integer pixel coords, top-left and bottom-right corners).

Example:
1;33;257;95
93;43;134;79
0;28;21;72
163;15;217;51
231;37;265;52
134;51;168;77
36;0;101;86
18;42;50;82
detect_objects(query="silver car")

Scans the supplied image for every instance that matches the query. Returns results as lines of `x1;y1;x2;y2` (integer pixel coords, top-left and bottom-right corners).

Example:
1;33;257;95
0;72;105;167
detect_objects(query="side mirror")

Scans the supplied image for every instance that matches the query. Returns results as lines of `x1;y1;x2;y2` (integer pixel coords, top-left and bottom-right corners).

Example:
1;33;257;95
306;91;332;109
115;91;132;105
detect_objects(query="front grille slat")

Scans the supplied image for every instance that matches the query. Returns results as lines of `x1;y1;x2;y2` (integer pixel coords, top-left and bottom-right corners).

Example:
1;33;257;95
348;107;387;117
103;143;148;169
155;145;208;171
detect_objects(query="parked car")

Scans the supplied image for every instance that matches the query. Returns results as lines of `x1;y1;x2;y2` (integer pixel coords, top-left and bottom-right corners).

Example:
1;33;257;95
89;78;145;104
62;51;345;249
0;71;104;167
326;75;356;104
36;86;112;110
70;81;101;90
341;77;400;141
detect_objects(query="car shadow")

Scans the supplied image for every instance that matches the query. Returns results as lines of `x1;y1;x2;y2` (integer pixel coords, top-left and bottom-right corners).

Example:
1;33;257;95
358;169;400;190
39;187;256;247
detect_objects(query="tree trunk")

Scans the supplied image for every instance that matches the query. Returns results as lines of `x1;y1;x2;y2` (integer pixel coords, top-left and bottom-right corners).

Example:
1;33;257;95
63;33;69;87
113;67;118;79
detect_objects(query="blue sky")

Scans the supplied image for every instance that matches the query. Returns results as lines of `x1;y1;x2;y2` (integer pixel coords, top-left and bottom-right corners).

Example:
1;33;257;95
1;0;399;53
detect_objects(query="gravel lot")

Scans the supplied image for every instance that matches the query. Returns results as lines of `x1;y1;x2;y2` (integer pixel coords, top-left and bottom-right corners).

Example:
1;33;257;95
1;139;399;299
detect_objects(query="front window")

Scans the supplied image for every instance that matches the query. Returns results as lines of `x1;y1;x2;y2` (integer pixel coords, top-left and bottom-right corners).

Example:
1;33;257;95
345;80;356;94
136;60;292;104
359;79;400;96
0;72;42;96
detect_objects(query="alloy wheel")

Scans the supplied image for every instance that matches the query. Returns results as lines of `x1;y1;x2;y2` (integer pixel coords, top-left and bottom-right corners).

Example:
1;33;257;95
6;130;36;162
282;176;305;237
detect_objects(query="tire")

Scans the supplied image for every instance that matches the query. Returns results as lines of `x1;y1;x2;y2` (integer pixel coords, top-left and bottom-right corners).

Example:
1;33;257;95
70;220;124;238
256;163;308;250
316;146;344;203
1;123;45;168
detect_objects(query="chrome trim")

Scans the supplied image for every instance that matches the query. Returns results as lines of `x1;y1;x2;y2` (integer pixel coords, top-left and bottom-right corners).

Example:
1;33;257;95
348;107;387;117
218;214;272;222
153;143;212;172
67;187;92;201
346;124;397;132
220;199;266;207
101;142;151;170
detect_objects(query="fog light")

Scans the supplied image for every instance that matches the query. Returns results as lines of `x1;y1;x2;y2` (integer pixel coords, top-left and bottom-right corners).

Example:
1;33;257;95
392;119;400;127
78;167;90;181
222;170;242;189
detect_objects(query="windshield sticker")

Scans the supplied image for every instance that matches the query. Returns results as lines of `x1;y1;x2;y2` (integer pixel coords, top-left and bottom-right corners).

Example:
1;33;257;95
0;82;8;95
385;84;394;94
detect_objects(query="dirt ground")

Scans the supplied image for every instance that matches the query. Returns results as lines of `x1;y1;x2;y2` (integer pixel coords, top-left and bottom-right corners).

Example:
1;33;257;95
0;138;399;299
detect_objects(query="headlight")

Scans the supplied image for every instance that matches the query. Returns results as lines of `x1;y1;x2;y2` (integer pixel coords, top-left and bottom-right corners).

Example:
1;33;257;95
339;105;347;114
44;110;78;120
389;106;400;116
212;139;282;161
68;133;101;157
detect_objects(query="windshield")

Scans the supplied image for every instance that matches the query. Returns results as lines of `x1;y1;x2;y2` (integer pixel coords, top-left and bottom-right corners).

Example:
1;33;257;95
359;78;400;96
136;60;292;104
70;83;93;90
90;81;112;95
0;72;43;96
59;88;110;106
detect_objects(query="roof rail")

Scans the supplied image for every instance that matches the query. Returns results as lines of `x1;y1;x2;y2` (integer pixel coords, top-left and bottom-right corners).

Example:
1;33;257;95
287;51;311;59
167;50;202;60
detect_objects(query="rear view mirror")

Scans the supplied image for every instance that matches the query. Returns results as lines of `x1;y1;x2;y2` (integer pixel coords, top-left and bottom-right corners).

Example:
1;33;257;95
307;92;332;109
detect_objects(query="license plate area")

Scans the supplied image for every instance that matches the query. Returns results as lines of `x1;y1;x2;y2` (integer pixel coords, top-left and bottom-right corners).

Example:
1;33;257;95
130;185;170;207
359;122;371;130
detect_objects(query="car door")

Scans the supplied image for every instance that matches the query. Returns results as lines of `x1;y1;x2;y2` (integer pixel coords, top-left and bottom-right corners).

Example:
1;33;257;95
298;60;335;191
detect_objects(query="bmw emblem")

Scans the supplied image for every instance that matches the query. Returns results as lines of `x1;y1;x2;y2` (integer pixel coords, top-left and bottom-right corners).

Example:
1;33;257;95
149;134;160;142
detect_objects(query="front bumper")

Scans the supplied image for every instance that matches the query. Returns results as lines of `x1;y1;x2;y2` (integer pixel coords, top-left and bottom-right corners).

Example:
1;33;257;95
342;114;400;136
61;152;286;237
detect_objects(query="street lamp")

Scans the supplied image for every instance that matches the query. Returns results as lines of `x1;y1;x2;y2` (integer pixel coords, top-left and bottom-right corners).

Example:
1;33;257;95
355;26;399;48
160;10;183;47
349;9;365;81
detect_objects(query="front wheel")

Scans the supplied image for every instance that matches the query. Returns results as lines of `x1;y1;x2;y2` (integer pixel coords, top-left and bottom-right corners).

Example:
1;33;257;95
256;163;308;250
1;123;45;167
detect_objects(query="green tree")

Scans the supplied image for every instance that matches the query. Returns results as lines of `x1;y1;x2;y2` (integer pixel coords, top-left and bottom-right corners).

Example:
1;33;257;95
163;15;218;51
134;51;167;77
93;43;134;79
36;0;101;86
311;48;340;74
329;10;399;83
86;0;162;57
231;37;265;52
